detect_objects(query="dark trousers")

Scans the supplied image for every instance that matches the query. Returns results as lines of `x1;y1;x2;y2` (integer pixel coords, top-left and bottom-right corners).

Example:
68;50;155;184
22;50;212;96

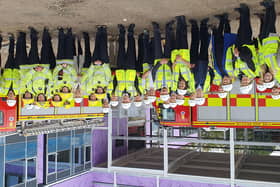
164;22;175;58
260;4;276;40
175;17;188;49
92;27;109;64
153;25;163;60
236;7;252;47
117;27;136;70
83;32;91;68
191;22;210;88
136;33;144;72
213;18;231;76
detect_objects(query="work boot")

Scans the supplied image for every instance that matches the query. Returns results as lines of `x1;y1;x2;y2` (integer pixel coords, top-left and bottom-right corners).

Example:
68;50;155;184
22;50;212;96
152;22;160;30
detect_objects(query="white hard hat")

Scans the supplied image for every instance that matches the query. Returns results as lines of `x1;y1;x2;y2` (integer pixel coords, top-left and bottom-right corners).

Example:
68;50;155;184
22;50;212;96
188;99;196;107
7;100;16;107
263;80;275;89
148;96;156;103
257;84;267;92
170;102;177;108
222;84;233;92
195;97;205;105
74;98;83;103
102;107;110;113
218;92;228;98
271;94;280;100
34;105;41;109
176;99;185;105
160;94;170;101
143;99;150;105
110;101;119;107
134;101;143;107
177;89;187;96
25;104;34;110
163;103;170;109
122;102;131;109
240;84;253;94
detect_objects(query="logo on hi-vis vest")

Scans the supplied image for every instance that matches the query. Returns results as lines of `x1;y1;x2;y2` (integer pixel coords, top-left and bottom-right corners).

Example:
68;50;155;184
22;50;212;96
9;117;14;121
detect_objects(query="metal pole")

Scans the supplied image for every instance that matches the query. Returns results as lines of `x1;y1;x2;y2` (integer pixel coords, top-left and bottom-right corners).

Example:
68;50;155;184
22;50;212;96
230;128;235;187
163;128;168;176
107;109;113;170
113;171;117;187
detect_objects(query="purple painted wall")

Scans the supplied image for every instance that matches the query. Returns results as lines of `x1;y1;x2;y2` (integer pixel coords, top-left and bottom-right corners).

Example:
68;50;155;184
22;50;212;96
37;134;44;184
92;130;108;166
50;171;232;187
92;117;128;166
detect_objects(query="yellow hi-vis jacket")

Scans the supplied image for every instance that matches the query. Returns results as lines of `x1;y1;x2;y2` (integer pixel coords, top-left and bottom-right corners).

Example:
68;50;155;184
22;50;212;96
259;35;280;72
23;68;53;98
53;64;77;92
114;69;138;97
0;68;20;95
82;63;111;95
236;44;260;79
152;59;173;90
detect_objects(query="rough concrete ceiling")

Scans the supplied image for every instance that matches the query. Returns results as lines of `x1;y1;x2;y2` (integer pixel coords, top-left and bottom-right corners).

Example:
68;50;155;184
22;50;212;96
0;0;279;37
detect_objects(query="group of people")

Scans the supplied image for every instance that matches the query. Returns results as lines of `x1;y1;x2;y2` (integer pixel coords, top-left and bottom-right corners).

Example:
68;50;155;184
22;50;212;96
0;0;280;112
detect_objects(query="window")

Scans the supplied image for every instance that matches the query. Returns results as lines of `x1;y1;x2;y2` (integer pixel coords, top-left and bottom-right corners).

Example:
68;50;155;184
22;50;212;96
0;111;3;126
46;129;92;184
1;134;37;187
161;108;175;121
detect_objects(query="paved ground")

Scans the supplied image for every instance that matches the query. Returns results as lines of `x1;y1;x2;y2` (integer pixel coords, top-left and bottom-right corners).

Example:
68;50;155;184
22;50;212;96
0;0;279;35
0;0;280;65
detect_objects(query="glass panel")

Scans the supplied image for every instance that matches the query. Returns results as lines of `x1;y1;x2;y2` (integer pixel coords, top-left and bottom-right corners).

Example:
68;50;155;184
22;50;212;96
73;133;83;147
0;111;3;126
74;148;79;164
85;146;91;162
84;132;91;145
48;154;56;174
57;135;71;151
27;158;36;180
6;142;25;161
5;159;25;187
48;137;56;153
27;141;37;158
161;108;175;121
57;150;70;172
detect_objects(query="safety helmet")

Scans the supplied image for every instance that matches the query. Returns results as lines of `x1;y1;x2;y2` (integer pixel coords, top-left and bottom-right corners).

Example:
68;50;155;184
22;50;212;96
52;101;63;107
88;100;102;107
195;97;205;105
257;84;267;92
134;101;143;107
263;80;275;89
222;84;233;92
188;99;196;107
74;98;83;103
143;99;150;105
122;102;131;109
7;100;16;107
170;102;177;108
148;96;156;103
177;89;187;96
22;98;34;105
163;103;170;109
240;84;253;94
96;93;106;100
160;94;170;101
60;93;72;100
102;107;110;113
25;104;34;110
218;92;228;98
271;94;280;100
176;99;185;105
110;101;119;107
